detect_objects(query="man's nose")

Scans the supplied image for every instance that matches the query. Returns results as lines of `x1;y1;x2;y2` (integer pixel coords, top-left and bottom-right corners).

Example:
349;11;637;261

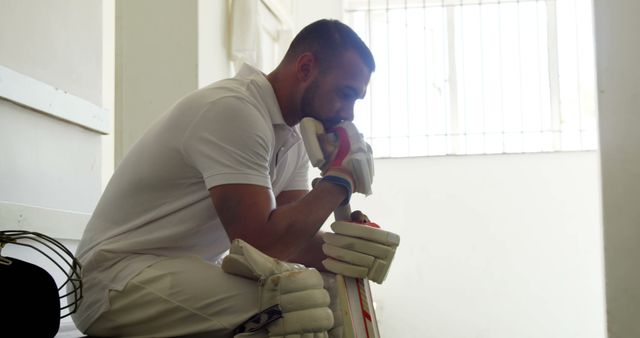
340;103;355;122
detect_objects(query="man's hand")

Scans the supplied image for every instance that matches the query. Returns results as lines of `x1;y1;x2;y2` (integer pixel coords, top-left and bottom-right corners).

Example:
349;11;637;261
300;118;374;201
222;239;333;337
321;213;400;284
322;121;374;198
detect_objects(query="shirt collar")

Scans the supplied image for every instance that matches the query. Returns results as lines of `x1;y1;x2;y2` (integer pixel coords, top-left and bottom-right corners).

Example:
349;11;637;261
236;64;301;162
236;63;289;127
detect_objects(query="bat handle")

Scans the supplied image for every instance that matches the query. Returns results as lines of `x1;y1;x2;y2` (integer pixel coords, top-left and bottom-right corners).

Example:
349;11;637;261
334;203;352;222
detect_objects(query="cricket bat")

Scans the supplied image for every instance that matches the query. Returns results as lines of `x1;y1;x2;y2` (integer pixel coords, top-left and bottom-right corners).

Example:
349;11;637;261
300;117;381;337
333;205;381;338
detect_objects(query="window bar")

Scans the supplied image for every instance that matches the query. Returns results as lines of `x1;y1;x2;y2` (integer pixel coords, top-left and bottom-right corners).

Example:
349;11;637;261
368;0;373;147
423;0;430;155
573;0;583;149
442;0;448;154
498;0;505;152
404;0;410;156
536;0;544;146
479;1;486;153
546;0;561;150
459;0;467;154
446;2;458;154
444;0;450;154
386;0;392;154
517;0;525;152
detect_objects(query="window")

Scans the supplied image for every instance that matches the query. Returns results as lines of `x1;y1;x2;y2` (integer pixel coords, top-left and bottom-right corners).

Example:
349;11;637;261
345;0;598;157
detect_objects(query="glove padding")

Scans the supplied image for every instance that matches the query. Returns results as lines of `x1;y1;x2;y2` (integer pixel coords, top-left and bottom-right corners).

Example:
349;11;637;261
323;121;374;196
300;118;374;198
322;221;400;284
222;239;334;337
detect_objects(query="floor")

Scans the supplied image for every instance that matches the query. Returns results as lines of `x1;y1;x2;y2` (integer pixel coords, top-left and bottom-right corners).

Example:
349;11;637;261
56;320;84;338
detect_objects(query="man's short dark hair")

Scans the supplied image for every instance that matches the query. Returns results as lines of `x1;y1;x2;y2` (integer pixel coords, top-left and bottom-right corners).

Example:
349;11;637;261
283;19;375;72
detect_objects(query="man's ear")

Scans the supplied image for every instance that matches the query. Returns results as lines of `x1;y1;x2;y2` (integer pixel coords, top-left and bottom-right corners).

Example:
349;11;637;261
295;52;316;82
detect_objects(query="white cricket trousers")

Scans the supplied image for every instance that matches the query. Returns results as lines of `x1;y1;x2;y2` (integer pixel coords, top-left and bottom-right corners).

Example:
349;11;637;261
86;256;268;338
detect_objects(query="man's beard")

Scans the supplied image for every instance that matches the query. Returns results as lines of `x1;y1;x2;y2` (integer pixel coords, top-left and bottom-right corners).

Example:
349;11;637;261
300;79;320;120
300;79;341;129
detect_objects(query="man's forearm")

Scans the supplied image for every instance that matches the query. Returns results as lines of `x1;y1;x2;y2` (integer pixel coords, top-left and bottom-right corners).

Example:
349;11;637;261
262;180;347;261
289;231;329;270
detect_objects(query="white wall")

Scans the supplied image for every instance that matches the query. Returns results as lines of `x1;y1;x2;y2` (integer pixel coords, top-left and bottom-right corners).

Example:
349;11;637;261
114;0;232;163
0;0;105;235
346;152;605;338
114;0;198;162
115;0;233;163
198;0;233;87
0;1;102;104
0;1;107;336
292;0;344;29
594;0;640;337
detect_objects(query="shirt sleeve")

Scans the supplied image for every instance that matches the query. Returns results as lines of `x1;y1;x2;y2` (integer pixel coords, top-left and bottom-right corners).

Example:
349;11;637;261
181;96;273;190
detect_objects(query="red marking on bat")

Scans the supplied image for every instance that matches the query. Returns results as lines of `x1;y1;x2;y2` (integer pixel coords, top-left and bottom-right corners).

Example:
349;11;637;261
356;278;372;338
365;222;380;228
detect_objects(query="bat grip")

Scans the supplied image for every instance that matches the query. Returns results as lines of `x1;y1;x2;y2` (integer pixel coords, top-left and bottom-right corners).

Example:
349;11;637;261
334;203;352;222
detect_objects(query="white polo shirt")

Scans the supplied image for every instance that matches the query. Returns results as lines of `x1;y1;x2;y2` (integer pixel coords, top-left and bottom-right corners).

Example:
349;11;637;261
72;64;310;331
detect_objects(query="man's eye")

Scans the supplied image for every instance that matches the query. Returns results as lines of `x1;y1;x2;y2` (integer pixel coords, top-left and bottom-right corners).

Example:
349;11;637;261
339;90;353;100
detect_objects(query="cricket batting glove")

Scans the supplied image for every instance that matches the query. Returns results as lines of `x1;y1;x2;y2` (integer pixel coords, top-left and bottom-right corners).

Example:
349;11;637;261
300;118;374;201
222;239;333;338
322;220;400;284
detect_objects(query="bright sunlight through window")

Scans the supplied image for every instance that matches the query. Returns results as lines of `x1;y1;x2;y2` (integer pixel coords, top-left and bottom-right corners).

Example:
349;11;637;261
346;0;598;158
